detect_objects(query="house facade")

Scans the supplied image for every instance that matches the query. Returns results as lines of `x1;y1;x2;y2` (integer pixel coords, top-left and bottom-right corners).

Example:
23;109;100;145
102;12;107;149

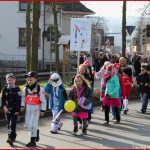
0;2;104;69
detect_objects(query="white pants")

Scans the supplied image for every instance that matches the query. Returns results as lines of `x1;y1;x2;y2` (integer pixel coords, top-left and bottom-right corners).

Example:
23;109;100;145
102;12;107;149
51;107;63;132
25;105;40;137
123;99;128;110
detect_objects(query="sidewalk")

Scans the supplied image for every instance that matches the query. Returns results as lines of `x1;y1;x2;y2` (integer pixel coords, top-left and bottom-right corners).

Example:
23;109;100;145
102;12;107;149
0;101;150;149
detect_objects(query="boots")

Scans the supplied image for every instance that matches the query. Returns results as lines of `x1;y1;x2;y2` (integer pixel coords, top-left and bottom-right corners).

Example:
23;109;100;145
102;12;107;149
6;138;13;146
73;126;78;133
26;137;36;147
82;128;87;135
36;129;40;142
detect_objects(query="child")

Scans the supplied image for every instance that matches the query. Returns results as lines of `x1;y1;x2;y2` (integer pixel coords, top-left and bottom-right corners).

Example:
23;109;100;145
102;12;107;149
136;65;150;113
21;71;47;147
1;73;21;146
120;67;133;114
95;61;111;111
103;65;121;125
44;73;67;134
69;74;93;135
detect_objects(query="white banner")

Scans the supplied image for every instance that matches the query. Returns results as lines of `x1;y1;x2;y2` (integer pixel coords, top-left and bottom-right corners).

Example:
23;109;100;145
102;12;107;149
70;18;92;51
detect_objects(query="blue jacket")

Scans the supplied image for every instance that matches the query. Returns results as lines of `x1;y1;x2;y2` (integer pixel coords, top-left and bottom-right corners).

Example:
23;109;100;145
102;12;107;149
44;83;67;111
105;74;120;98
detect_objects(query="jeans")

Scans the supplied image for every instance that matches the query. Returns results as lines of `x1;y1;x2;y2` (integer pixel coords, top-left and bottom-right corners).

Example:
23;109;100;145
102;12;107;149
140;93;149;112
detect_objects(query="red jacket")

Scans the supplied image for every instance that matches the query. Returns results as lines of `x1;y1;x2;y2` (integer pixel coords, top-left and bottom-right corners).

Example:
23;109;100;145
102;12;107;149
120;75;133;99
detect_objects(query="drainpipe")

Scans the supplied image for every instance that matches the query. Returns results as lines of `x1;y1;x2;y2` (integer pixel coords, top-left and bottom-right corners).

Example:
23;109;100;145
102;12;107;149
42;2;45;69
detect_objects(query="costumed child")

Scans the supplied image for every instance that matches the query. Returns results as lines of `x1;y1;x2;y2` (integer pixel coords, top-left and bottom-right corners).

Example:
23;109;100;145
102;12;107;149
103;64;121;125
69;74;93;135
21;71;47;147
44;73;67;134
120;67;133;114
95;61;111;111
1;73;21;146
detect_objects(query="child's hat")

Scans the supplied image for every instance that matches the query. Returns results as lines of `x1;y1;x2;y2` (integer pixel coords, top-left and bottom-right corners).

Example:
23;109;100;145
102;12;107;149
104;61;111;66
6;73;16;79
83;60;91;67
51;73;62;87
24;71;38;78
113;63;120;69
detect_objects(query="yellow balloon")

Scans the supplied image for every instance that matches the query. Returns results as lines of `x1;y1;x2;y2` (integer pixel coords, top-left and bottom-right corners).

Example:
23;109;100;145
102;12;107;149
64;100;76;112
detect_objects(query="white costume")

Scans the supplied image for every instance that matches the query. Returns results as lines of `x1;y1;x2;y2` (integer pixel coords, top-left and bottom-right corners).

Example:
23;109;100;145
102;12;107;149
21;84;47;137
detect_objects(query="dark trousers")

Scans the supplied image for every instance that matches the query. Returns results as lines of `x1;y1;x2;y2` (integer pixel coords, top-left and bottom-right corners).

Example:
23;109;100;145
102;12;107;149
105;105;120;122
73;117;87;129
5;113;18;140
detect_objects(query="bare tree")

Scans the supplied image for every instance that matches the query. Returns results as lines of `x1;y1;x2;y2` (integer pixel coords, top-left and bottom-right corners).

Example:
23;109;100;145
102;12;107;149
30;2;40;71
26;2;31;72
46;2;62;72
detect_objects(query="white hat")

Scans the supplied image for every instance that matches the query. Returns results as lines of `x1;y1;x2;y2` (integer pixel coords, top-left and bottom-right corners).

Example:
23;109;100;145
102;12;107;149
51;73;62;87
104;61;111;66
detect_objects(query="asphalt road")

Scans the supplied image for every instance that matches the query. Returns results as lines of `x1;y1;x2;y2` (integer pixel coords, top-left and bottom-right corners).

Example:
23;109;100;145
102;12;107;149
0;101;150;149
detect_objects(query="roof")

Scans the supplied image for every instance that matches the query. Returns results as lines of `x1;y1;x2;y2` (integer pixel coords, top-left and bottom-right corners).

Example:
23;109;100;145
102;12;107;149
62;2;95;14
58;35;70;45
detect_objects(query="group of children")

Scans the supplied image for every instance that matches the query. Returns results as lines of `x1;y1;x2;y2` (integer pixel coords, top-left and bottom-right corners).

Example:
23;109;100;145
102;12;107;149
1;68;93;147
1;57;150;147
95;57;133;125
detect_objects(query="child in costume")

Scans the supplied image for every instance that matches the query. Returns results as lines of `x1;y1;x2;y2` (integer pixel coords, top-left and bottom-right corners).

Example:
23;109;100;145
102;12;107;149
103;65;121;125
120;67;133;114
44;73;67;134
95;61;111;111
1;73;21;146
21;71;47;147
69;74;93;135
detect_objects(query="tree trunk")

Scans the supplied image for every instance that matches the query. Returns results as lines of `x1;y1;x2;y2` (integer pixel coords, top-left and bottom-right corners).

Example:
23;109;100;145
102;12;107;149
30;2;40;71
26;2;31;72
122;1;126;57
52;2;59;72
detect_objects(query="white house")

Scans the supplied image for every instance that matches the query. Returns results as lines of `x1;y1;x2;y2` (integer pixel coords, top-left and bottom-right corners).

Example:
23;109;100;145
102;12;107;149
0;2;98;69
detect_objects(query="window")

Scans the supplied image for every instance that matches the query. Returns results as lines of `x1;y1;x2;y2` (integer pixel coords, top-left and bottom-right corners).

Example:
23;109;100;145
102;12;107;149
19;2;33;11
19;28;41;47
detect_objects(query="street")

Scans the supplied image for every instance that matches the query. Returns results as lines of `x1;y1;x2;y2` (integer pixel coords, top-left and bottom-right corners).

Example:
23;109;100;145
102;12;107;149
0;101;150;149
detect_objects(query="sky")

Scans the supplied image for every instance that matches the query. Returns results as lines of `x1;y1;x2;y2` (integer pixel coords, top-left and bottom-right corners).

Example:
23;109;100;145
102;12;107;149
81;1;148;19
81;1;149;47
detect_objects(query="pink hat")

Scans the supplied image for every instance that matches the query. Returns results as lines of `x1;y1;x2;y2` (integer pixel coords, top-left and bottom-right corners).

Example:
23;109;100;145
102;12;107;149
83;60;91;67
113;63;120;69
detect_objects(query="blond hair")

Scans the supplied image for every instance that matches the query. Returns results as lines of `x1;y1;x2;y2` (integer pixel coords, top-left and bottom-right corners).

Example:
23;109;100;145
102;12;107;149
74;74;91;88
78;64;87;73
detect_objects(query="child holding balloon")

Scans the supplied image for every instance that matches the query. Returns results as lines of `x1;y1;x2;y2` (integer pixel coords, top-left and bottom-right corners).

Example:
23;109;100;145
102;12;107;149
69;74;93;135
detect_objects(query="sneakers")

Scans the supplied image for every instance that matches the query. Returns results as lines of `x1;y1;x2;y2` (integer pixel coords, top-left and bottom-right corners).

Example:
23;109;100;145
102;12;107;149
36;129;40;142
6;138;13;146
26;137;36;147
50;130;58;134
73;127;78;133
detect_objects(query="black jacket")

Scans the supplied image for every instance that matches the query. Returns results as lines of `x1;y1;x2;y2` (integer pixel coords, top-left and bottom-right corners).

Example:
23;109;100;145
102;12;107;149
136;73;150;93
1;85;21;113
